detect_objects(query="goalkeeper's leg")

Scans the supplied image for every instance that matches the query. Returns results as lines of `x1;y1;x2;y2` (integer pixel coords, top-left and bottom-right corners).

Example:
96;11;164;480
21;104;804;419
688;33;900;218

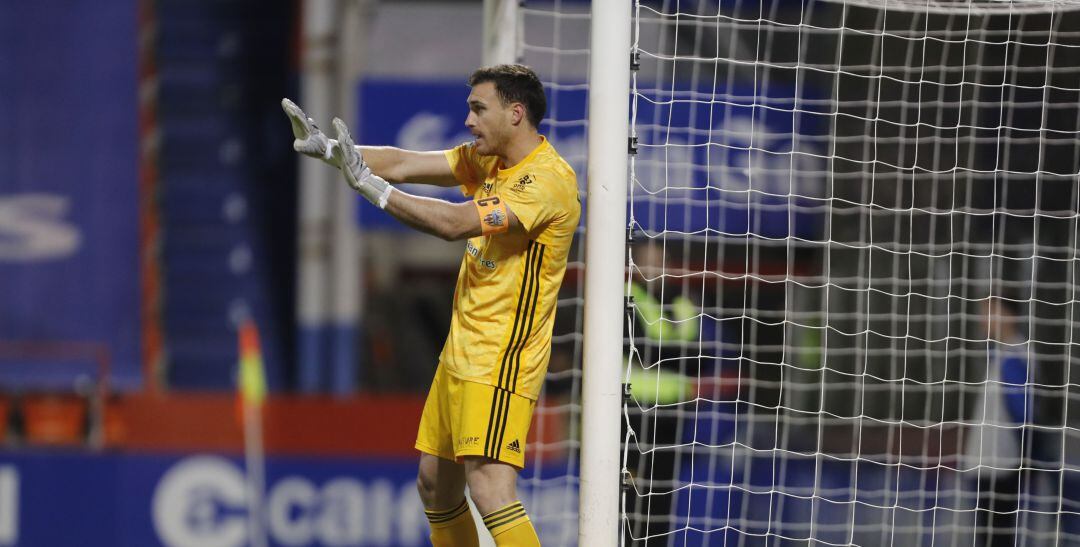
418;453;479;547
466;457;541;547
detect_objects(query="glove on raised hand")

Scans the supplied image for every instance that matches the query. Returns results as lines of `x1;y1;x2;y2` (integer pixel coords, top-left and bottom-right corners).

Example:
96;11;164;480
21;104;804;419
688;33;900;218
281;98;340;166
331;117;394;209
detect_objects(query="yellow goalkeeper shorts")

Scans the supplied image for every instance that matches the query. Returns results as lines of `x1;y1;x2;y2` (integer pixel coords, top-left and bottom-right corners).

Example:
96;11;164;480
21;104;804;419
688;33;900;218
415;364;536;469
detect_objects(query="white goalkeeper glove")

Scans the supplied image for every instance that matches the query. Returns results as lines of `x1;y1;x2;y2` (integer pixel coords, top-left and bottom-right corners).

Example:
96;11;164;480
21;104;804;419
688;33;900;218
281;98;340;166
331;117;394;209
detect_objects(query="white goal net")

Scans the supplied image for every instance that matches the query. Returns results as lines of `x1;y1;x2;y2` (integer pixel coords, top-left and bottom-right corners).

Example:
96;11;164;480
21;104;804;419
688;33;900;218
515;2;591;545
617;0;1080;546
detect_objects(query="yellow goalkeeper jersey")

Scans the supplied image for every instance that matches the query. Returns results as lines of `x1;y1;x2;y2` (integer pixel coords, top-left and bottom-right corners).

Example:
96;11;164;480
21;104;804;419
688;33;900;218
440;136;580;400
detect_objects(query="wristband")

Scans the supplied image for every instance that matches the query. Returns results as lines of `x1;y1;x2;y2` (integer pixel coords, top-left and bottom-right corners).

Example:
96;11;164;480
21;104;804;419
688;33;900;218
475;196;509;235
358;173;394;210
375;183;394;210
324;139;339;161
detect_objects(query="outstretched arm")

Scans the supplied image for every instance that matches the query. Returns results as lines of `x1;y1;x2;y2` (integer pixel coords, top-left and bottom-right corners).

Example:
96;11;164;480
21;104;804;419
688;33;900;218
282;98;458;187
331;118;523;241
358;147;459;187
380;192;526;241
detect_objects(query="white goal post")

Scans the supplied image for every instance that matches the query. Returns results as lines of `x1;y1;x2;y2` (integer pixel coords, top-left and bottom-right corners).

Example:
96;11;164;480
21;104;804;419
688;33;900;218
580;2;633;546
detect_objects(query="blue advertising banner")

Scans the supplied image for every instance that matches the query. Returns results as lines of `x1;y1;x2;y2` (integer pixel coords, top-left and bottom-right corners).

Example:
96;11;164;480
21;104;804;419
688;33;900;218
356;78;826;241
1;448;1072;546
0;450;578;547
0;2;141;390
355;80;478;229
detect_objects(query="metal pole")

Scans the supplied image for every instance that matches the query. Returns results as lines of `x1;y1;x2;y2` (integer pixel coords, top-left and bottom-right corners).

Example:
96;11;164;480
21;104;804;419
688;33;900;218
296;0;338;392
327;0;374;394
580;0;631;544
243;402;267;547
483;0;520;66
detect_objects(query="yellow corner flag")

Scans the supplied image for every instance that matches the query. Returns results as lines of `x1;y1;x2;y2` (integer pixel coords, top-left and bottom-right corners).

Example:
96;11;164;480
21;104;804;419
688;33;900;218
237;319;270;547
237;319;267;411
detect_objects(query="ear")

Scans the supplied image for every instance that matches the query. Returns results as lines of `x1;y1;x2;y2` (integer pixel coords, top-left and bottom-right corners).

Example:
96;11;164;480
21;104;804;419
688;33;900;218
510;103;526;126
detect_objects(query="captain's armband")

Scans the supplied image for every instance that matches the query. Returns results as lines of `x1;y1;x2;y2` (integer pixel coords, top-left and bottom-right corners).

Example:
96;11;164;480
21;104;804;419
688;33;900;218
475;196;509;236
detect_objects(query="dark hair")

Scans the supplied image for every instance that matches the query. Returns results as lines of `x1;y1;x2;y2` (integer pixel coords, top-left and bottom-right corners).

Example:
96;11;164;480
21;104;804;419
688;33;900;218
469;64;547;129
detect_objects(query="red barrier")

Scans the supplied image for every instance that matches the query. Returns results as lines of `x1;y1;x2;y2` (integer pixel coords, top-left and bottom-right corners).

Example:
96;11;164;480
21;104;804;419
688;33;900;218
111;393;425;457
108;392;571;462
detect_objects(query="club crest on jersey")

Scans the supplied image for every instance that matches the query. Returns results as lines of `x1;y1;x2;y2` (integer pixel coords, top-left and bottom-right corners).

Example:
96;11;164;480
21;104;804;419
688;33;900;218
484;209;505;227
512;174;534;192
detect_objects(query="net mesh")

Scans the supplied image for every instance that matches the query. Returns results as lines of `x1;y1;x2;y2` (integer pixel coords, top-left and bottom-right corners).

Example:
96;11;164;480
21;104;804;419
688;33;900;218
618;0;1080;545
519;2;590;545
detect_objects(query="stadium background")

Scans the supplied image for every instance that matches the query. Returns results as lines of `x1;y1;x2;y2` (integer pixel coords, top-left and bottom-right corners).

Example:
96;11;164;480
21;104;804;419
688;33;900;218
6;0;1080;546
1;1;593;545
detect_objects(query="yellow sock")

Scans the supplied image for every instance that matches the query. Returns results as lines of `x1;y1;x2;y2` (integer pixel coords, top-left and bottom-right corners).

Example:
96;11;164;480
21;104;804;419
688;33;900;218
482;501;540;546
425;498;479;547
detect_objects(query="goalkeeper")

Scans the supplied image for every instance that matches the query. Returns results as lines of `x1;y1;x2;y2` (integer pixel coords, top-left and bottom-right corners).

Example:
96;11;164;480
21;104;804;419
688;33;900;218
283;64;579;547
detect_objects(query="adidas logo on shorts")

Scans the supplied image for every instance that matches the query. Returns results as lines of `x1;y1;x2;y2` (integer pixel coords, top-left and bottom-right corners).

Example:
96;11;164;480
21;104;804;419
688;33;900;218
506;439;521;453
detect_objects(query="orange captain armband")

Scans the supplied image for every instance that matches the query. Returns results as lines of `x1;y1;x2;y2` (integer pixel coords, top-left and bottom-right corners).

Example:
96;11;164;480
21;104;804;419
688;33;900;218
475;195;509;235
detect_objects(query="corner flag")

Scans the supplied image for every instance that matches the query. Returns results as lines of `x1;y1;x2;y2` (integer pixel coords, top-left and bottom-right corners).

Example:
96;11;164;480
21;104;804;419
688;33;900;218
237;319;267;411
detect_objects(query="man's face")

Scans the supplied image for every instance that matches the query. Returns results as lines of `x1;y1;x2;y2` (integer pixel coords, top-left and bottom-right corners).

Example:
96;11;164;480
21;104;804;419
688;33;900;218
465;82;514;156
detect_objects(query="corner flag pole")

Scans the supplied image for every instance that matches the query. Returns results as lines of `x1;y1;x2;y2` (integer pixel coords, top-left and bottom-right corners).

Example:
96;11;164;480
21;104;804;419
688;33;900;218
238;319;268;547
